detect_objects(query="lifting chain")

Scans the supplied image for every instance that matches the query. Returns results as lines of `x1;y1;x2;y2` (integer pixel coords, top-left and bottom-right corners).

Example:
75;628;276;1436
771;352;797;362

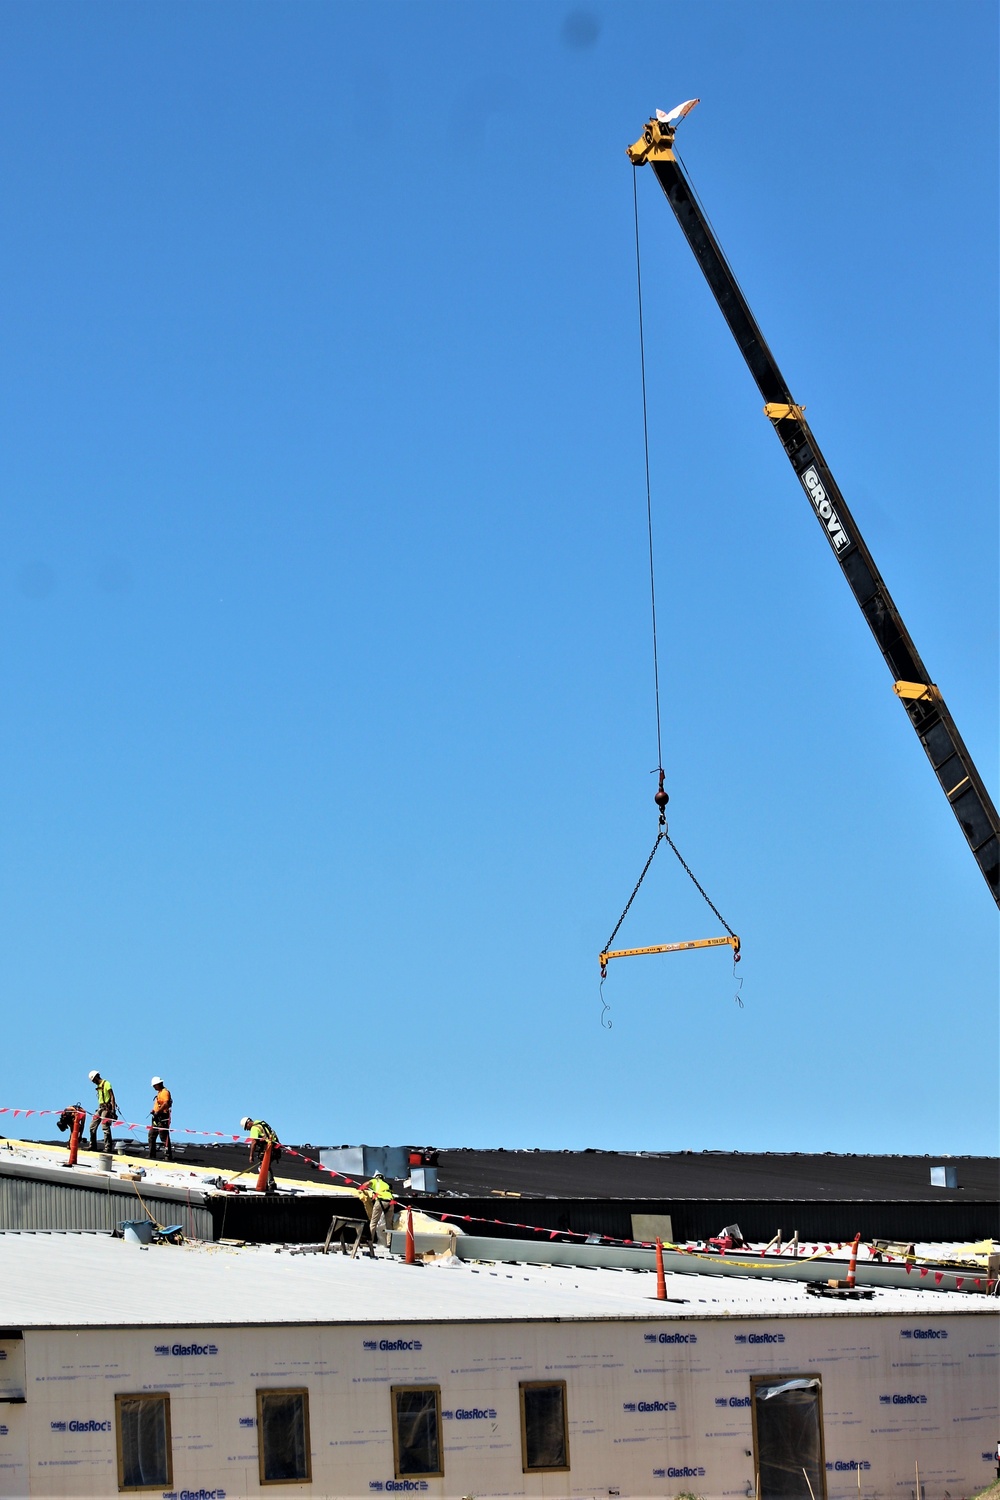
600;773;738;979
663;834;739;945
600;830;665;977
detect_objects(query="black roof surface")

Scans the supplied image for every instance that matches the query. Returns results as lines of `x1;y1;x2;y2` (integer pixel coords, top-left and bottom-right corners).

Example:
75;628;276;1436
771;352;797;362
31;1139;996;1205
430;1150;998;1203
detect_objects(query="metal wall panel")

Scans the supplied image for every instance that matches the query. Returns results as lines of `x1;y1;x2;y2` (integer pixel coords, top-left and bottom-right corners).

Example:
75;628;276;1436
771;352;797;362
208;1192;366;1244
0;1177;212;1240
417;1196;1000;1244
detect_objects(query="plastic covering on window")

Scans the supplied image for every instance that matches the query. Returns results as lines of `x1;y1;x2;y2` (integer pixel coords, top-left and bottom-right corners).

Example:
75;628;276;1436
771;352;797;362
119;1396;169;1489
754;1378;824;1500
260;1392;309;1482
394;1389;440;1475
523;1384;568;1470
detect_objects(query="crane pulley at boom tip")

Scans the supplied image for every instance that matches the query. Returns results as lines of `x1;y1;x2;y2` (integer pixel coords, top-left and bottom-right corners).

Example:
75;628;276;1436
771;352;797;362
627;99;1000;907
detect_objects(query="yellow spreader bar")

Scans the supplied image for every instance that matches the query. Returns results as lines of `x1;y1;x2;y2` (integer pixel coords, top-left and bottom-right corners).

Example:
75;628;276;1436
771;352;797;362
600;934;740;967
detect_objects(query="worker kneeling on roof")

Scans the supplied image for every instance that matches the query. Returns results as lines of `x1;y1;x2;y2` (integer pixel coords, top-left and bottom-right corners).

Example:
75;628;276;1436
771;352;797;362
362;1169;395;1248
87;1071;117;1154
148;1077;173;1161
241;1117;281;1191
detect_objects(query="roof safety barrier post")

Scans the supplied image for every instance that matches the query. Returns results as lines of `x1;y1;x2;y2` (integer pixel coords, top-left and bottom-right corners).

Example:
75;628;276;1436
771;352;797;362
405;1205;416;1265
67;1109;84;1168
255;1139;273;1194
846;1233;861;1290
655;1237;666;1300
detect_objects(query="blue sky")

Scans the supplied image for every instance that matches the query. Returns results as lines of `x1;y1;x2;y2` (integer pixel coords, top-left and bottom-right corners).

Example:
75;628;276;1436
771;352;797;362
1;2;996;1155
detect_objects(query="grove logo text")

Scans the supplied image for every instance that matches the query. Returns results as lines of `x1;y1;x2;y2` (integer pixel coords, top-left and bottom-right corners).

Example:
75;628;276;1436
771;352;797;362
801;467;850;553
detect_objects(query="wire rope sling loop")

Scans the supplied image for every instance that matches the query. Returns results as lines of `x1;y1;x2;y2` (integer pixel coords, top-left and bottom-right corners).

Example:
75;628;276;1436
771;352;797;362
599;773;741;980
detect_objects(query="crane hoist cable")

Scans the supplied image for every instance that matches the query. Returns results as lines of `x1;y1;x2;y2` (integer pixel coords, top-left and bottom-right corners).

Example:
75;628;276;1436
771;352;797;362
598;166;740;995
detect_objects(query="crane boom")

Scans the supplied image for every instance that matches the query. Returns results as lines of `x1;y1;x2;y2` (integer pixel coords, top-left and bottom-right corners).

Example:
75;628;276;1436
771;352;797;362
628;113;1000;907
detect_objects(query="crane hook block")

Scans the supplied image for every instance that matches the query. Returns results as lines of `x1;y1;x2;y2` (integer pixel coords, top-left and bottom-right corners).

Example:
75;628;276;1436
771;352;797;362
599;933;741;969
654;769;669;822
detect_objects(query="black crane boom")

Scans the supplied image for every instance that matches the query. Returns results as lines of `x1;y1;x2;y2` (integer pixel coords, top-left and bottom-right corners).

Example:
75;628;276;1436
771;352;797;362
628;112;999;907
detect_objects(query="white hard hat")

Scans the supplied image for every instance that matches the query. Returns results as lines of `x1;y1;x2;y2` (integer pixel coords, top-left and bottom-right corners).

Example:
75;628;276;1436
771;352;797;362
240;1117;252;1131
151;1077;164;1088
88;1070;100;1082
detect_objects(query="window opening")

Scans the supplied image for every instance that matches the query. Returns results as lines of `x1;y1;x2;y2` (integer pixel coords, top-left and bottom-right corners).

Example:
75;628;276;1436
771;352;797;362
115;1393;172;1493
519;1380;570;1473
751;1375;826;1500
256;1389;312;1485
391;1385;443;1478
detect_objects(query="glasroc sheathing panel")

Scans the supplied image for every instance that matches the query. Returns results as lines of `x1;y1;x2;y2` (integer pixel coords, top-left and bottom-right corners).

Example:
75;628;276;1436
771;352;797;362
11;1312;997;1498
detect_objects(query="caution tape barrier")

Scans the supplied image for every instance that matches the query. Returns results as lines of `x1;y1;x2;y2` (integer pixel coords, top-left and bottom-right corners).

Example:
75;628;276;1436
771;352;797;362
0;1107;989;1287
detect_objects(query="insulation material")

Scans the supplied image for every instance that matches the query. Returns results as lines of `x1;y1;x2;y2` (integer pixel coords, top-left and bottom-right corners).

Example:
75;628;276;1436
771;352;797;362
13;1311;997;1497
631;1214;674;1244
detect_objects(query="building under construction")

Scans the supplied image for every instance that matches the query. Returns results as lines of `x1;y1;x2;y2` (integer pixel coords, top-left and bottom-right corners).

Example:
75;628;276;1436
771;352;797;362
0;1225;994;1498
2;1136;995;1249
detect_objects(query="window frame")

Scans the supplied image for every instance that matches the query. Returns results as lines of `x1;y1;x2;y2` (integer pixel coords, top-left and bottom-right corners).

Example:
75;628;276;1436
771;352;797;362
390;1383;444;1480
749;1372;827;1500
114;1391;173;1494
519;1379;571;1474
255;1387;313;1487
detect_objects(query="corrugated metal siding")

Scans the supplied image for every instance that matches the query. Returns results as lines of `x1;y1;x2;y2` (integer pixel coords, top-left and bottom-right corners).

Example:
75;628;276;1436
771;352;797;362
0;1175;212;1240
208;1192;366;1244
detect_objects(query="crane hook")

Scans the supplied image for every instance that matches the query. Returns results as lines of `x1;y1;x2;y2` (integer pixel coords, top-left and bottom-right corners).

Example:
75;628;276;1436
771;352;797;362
654;768;669;827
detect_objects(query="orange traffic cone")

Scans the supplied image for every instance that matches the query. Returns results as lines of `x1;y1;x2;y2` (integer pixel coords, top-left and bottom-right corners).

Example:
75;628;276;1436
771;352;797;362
655;1238;666;1300
405;1205;416;1265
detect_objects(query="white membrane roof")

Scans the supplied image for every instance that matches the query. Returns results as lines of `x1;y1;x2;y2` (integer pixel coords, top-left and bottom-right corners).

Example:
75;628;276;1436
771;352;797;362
0;1232;991;1330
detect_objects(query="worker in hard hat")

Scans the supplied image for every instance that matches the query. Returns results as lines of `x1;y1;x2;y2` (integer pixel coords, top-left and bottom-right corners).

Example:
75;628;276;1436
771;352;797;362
362;1169;395;1247
240;1117;281;1191
147;1077;173;1161
87;1071;117;1154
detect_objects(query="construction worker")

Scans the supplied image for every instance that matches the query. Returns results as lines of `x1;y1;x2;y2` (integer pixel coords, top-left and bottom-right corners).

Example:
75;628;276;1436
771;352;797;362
56;1103;86;1137
87;1070;117;1154
240;1117;280;1191
362;1169;395;1247
148;1077;173;1161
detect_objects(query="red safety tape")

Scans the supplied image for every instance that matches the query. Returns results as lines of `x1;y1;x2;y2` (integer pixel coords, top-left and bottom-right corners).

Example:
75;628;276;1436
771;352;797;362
0;1108;990;1276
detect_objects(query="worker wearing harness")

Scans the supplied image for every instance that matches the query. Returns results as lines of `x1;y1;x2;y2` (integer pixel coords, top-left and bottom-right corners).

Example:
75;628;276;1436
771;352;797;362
362;1170;394;1247
87;1071;117;1154
241;1117;281;1190
148;1077;173;1160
